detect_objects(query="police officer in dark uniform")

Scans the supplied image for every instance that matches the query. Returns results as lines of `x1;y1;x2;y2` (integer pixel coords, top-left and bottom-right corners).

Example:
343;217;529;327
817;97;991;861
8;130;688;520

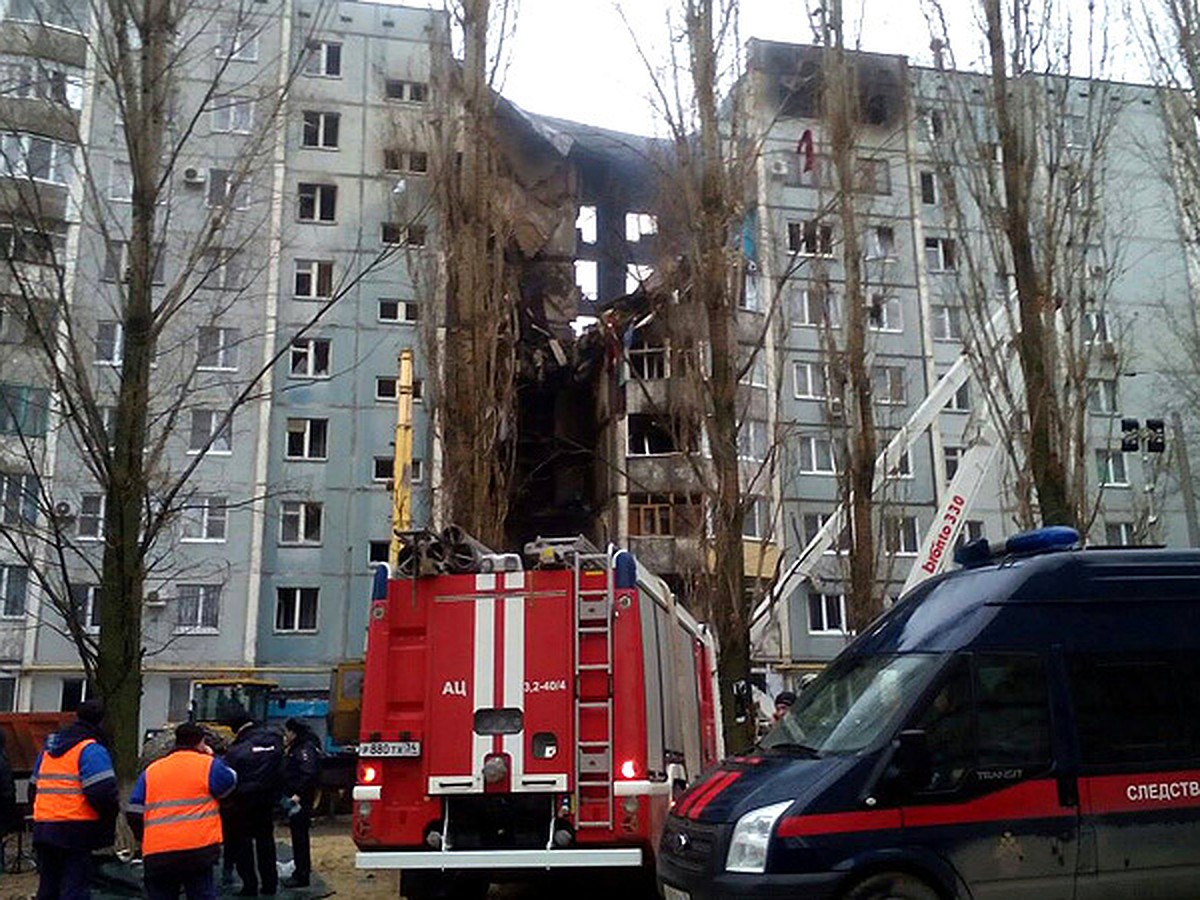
281;719;320;888
222;713;283;896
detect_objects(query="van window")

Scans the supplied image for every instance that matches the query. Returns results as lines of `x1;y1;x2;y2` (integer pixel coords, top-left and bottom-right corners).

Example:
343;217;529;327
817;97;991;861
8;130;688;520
910;653;1051;792
1069;654;1188;764
761;654;941;754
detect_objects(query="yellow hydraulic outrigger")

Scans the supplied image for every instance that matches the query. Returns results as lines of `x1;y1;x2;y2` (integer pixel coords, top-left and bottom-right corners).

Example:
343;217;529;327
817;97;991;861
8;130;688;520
388;347;415;567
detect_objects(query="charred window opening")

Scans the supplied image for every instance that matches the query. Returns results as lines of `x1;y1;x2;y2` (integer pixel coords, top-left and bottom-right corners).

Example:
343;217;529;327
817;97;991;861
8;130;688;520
627;332;668;380
628;414;679;456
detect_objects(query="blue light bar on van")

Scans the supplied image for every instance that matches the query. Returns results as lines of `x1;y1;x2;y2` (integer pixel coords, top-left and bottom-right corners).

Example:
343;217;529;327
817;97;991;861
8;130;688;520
954;526;1081;568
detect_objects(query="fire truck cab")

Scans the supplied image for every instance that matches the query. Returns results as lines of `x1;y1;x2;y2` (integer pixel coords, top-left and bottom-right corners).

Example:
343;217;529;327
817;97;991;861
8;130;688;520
353;537;721;898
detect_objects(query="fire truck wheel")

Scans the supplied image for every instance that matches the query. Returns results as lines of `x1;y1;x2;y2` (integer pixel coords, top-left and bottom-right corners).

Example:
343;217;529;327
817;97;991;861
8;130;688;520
841;871;940;900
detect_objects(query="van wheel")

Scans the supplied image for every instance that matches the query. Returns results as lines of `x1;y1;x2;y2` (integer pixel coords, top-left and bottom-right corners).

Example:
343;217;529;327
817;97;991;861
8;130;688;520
842;872;940;900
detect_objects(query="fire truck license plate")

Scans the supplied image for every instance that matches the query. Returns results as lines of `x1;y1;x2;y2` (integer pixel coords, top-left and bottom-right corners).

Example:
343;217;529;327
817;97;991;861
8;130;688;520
358;741;421;758
663;887;689;900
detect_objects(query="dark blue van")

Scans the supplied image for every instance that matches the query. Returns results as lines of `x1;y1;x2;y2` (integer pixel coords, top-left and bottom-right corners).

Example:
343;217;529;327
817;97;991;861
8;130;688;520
658;530;1200;899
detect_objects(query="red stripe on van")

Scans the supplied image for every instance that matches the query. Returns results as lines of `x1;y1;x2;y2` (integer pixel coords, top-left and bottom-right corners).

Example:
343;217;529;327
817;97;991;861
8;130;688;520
686;771;743;819
674;770;724;818
903;779;1070;828
1081;769;1200;815
777;808;902;837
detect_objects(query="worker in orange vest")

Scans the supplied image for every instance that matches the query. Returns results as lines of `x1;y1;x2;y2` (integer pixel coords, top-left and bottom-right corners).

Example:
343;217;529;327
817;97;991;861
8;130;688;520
29;699;119;900
127;722;237;900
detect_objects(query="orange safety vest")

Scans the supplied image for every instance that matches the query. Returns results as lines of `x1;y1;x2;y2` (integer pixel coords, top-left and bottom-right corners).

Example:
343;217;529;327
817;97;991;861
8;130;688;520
142;750;223;856
33;739;100;823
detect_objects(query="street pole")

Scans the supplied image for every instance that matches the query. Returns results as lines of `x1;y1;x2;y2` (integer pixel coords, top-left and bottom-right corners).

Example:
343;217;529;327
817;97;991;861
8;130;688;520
1172;411;1200;547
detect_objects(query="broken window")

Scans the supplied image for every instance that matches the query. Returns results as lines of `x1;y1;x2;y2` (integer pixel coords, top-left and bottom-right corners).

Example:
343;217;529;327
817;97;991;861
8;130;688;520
576;205;597;245
297;182;337;222
625;212;658;242
627;335;668;381
867;294;902;331
787;220;834;257
628;415;678;456
625;264;654;293
294;259;333;298
867;226;895;260
574;260;598;302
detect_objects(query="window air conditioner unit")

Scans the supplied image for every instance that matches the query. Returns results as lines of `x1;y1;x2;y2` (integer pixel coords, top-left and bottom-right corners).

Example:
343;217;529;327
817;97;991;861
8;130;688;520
53;501;74;520
827;397;845;419
144;591;166;609
770;159;790;178
183;167;206;185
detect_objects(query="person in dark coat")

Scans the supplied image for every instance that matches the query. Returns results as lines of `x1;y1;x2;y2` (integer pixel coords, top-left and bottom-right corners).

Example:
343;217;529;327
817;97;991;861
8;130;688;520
222;713;283;896
0;728;18;871
29;699;119;900
281;719;320;888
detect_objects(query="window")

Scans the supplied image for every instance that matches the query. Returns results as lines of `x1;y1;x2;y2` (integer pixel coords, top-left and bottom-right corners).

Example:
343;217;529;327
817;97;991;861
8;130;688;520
303;40;341;76
4;0;88;32
1083;310;1110;343
944;445;962;480
176;584;220;631
372;456;393;481
384;79;428;102
109;159;131;200
946;380;971;412
0;472;38;525
919;170;938;204
197;326;239;370
289;338;330;378
0;223;66;266
60;678;89;712
1104;521;1135;546
802;512;850;554
78;493;105;539
625;212;658;242
924;237;956;271
375;377;397;401
628;337;668;380
0;132;73;185
216;22;258;60
0;384;49;436
738;419;768;461
383;149;428;173
932;305;962;341
1096;449;1128;486
856;158;891;195
188;410;232;453
797;436;836;474
868;294;902;331
206;169;249;210
787;220;834;256
211;97;253;134
954;519;985;551
575;260;598;302
200;248;243;290
0;676;14;713
182;495;227;541
286;418;328;460
294;260;333;298
1065;114;1087;148
808;593;846;634
382;223;426;246
742;496;771;539
68;583;100;631
921;108;945;141
626;264;654;293
628;493;702;537
628;415;678;456
96;321;123;364
886;515;920;555
102;240;165;284
168;678;193;722
576;206;597;245
297;183;337;222
1;564;28;618
301;111;339;149
368;541;389;564
377;298;419;323
740;269;762;312
280;500;322;544
1069;654;1187;764
791;287;841;328
909;654;1051;792
1087;378;1117;414
275;587;319;632
793;361;828;399
739;349;767;387
888;450;913;479
867;225;895;260
873;366;907;405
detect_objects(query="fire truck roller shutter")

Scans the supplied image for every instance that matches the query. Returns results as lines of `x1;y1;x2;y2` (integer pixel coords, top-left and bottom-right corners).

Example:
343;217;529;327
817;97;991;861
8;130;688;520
654;603;685;763
639;591;666;777
669;620;703;777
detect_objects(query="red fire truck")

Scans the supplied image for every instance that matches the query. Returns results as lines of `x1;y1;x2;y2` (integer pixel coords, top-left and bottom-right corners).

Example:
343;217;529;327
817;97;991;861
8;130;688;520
352;536;722;898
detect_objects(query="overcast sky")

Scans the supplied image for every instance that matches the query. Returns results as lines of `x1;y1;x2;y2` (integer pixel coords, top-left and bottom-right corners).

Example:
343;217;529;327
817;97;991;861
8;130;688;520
413;0;1139;136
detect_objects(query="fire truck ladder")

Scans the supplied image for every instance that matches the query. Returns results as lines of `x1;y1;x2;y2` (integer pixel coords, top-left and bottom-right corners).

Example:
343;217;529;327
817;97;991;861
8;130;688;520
573;549;615;830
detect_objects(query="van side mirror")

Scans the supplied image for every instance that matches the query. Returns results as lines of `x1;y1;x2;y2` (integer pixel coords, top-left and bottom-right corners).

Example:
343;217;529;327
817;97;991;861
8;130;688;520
894;729;931;789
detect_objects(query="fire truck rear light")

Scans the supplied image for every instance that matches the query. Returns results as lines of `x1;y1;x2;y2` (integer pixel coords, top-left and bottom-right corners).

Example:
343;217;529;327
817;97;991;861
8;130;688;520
622;796;639;814
357;803;372;818
620;759;638;779
362;764;379;783
553;827;573;847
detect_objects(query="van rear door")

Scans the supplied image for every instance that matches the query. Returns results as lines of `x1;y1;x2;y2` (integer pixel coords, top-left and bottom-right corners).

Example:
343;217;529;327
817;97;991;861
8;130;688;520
897;653;1078;900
